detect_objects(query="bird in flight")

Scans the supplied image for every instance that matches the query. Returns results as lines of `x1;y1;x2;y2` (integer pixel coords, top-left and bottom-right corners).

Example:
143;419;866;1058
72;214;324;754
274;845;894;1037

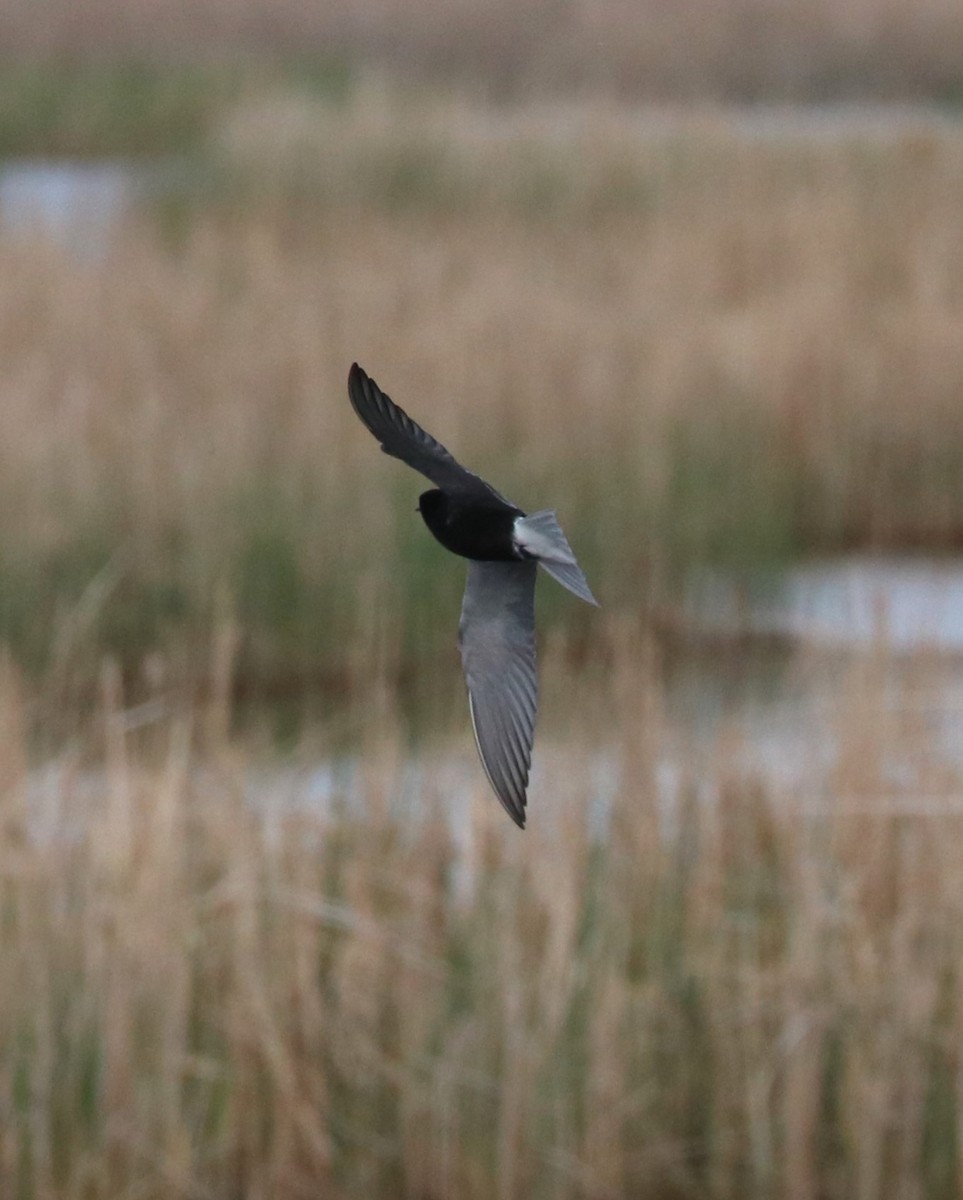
348;363;597;829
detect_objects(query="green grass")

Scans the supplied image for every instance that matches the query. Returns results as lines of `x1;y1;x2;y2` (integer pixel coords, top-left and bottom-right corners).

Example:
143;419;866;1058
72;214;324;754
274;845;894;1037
0;60;355;160
0;63;236;158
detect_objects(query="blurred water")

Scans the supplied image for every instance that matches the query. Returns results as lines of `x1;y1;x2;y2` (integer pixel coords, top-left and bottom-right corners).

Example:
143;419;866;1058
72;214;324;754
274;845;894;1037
697;103;960;143
227;560;963;828
683;557;963;652
666;556;963;794
0;104;954;245
0;160;134;251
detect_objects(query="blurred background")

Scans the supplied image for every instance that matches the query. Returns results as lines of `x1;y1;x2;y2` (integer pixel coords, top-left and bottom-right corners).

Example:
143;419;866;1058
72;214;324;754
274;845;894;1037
1;3;963;1198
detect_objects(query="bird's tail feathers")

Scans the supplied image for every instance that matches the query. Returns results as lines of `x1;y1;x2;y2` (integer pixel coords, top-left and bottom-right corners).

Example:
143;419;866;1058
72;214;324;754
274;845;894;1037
538;558;599;605
514;510;598;606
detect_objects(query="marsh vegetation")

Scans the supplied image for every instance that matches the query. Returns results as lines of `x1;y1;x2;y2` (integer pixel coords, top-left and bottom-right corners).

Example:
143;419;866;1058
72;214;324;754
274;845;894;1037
5;640;963;1199
3;87;963;711
1;43;963;1199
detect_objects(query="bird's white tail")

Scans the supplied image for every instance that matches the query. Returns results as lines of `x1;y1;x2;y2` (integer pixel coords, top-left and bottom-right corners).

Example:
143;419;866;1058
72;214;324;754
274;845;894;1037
513;510;598;606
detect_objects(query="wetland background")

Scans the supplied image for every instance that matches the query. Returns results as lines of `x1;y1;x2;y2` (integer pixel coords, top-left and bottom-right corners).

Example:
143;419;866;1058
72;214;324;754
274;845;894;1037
3;3;963;1197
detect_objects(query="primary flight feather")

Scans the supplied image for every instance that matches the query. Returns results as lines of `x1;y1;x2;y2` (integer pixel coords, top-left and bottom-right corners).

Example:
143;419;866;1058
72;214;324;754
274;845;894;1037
348;363;597;828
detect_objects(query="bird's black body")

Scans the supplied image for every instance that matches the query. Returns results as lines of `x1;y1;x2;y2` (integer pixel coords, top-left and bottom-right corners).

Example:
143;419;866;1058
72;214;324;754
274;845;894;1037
418;490;525;562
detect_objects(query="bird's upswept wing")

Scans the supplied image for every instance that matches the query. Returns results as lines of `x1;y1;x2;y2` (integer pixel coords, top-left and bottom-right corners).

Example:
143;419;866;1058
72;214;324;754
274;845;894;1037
348;363;511;505
458;560;538;828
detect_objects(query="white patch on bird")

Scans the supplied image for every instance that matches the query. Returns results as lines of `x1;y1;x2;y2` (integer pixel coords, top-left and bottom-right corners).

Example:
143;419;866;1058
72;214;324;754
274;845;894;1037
510;516;527;557
513;511;574;563
468;692;500;797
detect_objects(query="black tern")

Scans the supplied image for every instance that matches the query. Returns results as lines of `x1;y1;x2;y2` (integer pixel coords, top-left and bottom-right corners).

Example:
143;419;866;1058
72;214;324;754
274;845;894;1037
348;363;597;829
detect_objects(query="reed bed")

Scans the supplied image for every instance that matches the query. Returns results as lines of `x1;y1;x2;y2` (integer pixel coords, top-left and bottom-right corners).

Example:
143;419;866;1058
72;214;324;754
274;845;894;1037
2;84;963;1199
2;94;963;706
2;635;963;1199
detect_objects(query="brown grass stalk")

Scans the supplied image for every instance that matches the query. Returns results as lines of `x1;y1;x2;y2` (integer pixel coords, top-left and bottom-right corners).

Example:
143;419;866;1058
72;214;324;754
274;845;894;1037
0;640;961;1197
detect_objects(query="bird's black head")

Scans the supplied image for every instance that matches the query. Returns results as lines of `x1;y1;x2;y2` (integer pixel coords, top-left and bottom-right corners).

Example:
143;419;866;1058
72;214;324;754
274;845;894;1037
416;489;448;538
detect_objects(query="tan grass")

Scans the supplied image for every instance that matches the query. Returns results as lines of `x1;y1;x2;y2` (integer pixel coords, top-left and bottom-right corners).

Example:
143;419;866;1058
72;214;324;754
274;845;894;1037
2;97;963;699
0;74;962;1200
1;634;963;1198
2;100;963;1193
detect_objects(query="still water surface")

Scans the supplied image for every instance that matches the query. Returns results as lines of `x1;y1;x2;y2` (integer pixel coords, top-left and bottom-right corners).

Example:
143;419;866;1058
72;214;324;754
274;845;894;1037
0;160;135;250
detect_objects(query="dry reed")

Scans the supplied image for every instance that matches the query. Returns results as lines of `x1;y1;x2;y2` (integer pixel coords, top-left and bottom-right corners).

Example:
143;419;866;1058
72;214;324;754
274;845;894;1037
0;89;962;1196
1;633;962;1198
1;95;963;702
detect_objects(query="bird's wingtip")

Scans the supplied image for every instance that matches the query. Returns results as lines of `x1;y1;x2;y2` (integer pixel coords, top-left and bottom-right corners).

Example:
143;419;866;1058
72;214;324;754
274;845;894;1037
491;782;528;830
494;782;525;830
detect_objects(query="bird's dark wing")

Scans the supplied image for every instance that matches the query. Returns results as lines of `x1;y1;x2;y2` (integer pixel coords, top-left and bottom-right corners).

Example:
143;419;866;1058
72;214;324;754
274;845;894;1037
458;560;538;828
348;363;512;504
